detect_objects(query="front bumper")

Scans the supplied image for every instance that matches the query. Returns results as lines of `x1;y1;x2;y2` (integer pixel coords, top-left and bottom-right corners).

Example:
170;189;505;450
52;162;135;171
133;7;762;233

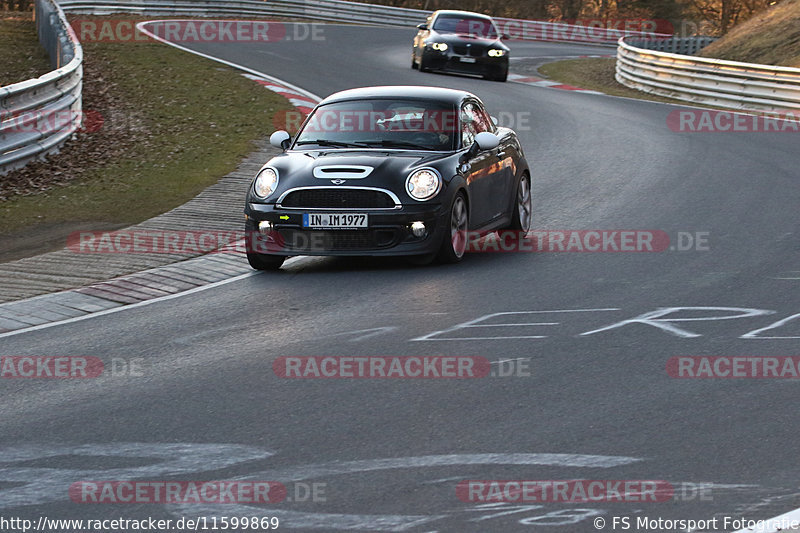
423;49;508;77
244;202;449;256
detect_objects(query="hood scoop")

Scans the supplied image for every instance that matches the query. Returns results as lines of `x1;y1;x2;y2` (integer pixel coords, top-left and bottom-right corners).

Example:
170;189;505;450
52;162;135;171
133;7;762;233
313;165;373;180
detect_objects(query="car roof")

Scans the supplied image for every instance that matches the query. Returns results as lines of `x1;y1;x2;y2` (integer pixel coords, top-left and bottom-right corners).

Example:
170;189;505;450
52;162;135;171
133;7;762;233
431;10;494;20
320;86;478;106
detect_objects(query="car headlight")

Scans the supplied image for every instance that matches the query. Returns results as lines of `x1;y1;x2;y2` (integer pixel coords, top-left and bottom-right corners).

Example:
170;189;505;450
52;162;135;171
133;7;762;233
488;48;506;57
253;167;279;199
430;42;448;51
406;168;442;201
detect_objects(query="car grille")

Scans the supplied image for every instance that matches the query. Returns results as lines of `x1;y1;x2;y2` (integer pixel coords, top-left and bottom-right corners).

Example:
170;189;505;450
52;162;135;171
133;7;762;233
453;45;484;57
278;229;400;251
280;188;397;209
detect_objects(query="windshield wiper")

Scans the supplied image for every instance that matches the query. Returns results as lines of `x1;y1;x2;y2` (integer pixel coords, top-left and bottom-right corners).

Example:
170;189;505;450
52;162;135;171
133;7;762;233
294;139;370;148
359;140;435;150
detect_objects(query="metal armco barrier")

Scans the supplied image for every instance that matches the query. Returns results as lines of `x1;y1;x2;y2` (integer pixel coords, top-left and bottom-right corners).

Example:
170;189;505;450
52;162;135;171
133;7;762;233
0;0;83;175
58;0;425;26
616;35;800;112
56;0;668;45
624;36;716;55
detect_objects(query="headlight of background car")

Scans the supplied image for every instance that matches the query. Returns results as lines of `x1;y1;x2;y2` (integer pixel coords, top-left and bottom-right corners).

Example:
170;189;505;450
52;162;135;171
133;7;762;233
253;167;279;199
406;168;442;201
488;49;506;57
430;42;448;51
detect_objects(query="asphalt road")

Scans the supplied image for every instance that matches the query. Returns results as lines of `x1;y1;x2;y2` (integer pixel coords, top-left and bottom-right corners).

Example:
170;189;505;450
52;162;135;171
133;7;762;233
1;23;799;533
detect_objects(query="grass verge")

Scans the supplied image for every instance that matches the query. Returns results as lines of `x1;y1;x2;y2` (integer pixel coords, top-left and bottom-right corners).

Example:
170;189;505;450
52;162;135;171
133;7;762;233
538;58;692;106
0;11;51;85
0;19;291;255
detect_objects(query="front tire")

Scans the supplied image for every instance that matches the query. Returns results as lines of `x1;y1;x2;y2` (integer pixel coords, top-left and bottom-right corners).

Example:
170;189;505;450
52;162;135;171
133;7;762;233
437;192;468;263
411;51;419;69
247;251;285;271
419;53;431;73
509;173;532;232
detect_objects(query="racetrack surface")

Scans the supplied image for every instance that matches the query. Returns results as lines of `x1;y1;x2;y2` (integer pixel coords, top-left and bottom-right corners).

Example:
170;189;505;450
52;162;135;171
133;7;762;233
1;23;799;532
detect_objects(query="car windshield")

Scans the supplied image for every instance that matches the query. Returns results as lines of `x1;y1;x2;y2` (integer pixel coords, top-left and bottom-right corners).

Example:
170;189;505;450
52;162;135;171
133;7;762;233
432;15;498;39
293;99;458;151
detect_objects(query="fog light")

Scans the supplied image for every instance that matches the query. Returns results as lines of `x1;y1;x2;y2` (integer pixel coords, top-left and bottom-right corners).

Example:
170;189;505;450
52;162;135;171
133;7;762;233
258;221;274;233
410;221;427;238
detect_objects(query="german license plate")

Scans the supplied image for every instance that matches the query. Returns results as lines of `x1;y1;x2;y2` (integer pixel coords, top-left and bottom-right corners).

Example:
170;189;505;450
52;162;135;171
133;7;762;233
302;213;368;228
460;56;477;63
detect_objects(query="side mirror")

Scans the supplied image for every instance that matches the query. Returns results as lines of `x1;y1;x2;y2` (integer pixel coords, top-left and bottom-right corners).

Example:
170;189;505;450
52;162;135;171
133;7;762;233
501;33;511;40
416;23;428;30
475;131;500;151
270;130;291;150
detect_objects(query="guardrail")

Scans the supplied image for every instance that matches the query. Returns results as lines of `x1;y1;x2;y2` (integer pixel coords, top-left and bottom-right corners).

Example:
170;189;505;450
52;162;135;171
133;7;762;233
0;0;83;175
616;35;800;112
623;36;716;55
58;0;669;45
58;0;425;26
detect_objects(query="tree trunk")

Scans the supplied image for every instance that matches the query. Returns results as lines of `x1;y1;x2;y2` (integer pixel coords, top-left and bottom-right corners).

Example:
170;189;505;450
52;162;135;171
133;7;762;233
560;0;583;20
721;0;732;33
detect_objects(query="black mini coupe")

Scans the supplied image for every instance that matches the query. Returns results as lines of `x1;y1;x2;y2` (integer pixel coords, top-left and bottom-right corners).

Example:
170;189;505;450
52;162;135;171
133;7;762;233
244;86;531;270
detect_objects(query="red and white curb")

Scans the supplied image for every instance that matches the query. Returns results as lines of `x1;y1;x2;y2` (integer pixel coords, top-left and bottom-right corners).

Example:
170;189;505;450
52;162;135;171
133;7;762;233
242;73;320;114
508;54;612;95
509;73;604;94
135;19;322;106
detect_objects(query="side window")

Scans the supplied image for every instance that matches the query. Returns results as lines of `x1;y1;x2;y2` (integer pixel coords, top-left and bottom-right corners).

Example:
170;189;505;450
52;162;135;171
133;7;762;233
461;102;495;148
472;103;494;133
460;103;477;148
